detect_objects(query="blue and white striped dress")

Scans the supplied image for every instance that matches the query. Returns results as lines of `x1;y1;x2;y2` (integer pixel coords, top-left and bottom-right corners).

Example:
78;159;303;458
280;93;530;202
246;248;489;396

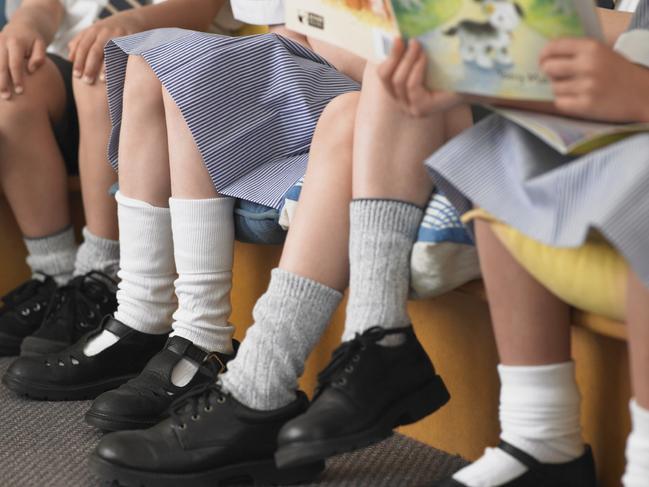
425;0;649;286
104;29;359;209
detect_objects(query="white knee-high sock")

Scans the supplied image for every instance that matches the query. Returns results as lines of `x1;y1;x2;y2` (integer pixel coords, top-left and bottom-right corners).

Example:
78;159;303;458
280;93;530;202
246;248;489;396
168;197;235;355
453;362;585;487
113;192;177;334
623;400;649;487
85;192;176;356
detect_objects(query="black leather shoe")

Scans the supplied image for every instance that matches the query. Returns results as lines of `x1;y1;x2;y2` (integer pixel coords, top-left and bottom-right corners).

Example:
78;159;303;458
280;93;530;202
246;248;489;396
0;275;58;356
21;271;118;356
2;316;168;400
275;326;450;468
89;385;325;487
85;336;238;431
432;441;597;486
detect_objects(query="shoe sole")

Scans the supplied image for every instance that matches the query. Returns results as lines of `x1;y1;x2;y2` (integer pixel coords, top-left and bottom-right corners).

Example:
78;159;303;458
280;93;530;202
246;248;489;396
275;374;451;469
85;410;160;432
20;337;68;356
89;452;325;487
1;372;137;401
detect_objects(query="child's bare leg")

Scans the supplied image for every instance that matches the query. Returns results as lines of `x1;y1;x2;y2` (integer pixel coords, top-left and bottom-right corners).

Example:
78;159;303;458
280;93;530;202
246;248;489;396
161;86;235;359
0;59;77;284
448;221;587;487
221;92;359;410
72;80;120;278
103;55;176;343
622;271;649;487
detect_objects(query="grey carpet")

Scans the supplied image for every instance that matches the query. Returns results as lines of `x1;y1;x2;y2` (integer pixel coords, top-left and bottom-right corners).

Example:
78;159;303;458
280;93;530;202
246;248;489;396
0;358;467;487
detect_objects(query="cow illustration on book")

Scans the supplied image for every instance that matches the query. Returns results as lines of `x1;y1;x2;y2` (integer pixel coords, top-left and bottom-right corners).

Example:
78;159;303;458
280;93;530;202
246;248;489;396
445;0;525;69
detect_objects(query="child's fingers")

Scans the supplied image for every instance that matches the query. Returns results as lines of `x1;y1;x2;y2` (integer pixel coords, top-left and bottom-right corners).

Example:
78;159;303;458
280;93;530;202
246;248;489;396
550;79;581;97
6;39;25;94
377;37;406;98
27;38;46;74
0;46;12;99
72;32;95;80
539;38;582;64
405;49;428;107
540;58;578;80
391;39;421;105
82;38;108;84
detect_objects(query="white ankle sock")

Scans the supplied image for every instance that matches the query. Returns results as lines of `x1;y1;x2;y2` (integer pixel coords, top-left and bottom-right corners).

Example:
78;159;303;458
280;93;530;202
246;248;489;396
453;362;584;487
623;400;649;487
84;192;176;356
24;227;77;285
168;197;235;355
170;358;200;387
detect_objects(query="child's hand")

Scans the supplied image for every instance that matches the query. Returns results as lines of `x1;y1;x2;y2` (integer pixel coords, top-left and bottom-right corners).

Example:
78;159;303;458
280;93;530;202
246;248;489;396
540;38;649;122
0;23;47;99
68;15;144;85
377;38;463;117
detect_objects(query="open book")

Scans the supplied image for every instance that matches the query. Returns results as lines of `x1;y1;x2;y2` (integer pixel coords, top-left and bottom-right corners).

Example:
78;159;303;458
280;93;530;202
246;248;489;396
285;0;603;100
490;108;649;155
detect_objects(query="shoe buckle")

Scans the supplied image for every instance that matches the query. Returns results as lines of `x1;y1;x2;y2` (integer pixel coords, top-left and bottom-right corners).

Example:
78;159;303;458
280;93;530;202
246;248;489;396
203;352;226;372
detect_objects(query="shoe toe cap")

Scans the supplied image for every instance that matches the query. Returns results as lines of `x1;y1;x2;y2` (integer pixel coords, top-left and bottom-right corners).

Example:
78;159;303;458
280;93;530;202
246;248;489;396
95;431;159;468
5;356;44;380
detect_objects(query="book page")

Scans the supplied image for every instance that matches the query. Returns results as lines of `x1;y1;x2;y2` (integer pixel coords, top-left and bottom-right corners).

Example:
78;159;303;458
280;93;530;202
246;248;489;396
285;0;399;61
389;0;600;100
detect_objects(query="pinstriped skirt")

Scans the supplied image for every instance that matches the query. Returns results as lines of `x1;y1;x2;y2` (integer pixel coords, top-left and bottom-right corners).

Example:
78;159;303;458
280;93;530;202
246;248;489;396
425;114;649;286
104;29;359;209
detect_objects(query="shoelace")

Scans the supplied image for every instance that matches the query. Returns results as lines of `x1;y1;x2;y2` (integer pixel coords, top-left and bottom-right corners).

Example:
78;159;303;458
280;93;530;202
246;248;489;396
0;276;48;311
315;327;404;395
168;380;228;429
42;271;116;335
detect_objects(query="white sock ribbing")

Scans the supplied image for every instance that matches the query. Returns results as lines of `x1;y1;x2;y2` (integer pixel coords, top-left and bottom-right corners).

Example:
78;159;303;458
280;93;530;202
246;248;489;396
623;400;649;487
168;197;235;355
24;226;77;285
453;362;584;487
113;191;176;334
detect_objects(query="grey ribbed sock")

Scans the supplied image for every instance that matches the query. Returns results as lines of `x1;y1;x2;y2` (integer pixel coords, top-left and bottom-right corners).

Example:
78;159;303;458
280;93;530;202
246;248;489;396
24;226;77;285
341;199;423;342
221;268;342;410
74;227;120;280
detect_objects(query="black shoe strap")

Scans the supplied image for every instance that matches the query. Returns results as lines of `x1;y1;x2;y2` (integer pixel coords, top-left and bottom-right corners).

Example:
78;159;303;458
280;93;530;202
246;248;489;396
497;440;541;470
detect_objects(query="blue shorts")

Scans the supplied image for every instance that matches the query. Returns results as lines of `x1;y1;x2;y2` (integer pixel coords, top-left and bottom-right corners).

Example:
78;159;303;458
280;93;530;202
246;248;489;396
109;183;285;245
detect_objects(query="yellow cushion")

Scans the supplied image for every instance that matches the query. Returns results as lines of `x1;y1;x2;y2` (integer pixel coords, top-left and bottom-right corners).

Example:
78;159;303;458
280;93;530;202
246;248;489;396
463;209;628;322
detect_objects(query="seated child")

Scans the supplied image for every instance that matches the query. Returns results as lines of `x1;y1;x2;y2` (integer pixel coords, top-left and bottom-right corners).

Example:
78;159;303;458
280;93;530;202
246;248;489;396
378;2;648;486
0;0;231;357
83;21;474;487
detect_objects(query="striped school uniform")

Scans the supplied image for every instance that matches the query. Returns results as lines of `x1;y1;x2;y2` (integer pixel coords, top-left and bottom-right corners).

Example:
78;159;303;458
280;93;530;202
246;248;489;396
425;0;649;286
103;1;360;210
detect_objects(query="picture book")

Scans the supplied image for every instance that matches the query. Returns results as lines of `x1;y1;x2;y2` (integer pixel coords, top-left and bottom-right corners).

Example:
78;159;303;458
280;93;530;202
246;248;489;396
285;0;603;100
490;108;649;154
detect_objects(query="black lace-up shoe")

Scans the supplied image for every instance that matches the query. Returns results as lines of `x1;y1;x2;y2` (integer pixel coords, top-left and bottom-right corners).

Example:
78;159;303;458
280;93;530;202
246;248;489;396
432;441;597;487
20;271;118;356
276;326;450;468
2;316;168;400
0;275;58;356
89;384;325;487
86;336;238;431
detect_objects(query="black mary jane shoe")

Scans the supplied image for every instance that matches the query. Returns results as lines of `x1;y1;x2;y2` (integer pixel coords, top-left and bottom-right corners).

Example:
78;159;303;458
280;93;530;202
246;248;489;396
0;274;58;357
21;271;118;356
433;441;597;487
2;316;167;401
85;335;238;431
275;325;450;468
89;385;325;487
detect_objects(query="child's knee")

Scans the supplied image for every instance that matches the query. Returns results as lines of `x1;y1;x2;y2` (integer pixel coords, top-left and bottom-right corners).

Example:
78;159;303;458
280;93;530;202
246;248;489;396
316;92;360;145
72;76;109;120
0;60;66;129
122;55;162;104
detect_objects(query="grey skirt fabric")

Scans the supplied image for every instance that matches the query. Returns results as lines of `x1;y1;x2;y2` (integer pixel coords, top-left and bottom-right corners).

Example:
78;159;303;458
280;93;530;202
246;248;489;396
104;29;359;209
425;114;649;286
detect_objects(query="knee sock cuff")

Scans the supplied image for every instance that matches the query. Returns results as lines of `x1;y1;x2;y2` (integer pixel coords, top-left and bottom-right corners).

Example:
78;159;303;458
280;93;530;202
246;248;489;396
268;268;343;304
350;199;424;237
